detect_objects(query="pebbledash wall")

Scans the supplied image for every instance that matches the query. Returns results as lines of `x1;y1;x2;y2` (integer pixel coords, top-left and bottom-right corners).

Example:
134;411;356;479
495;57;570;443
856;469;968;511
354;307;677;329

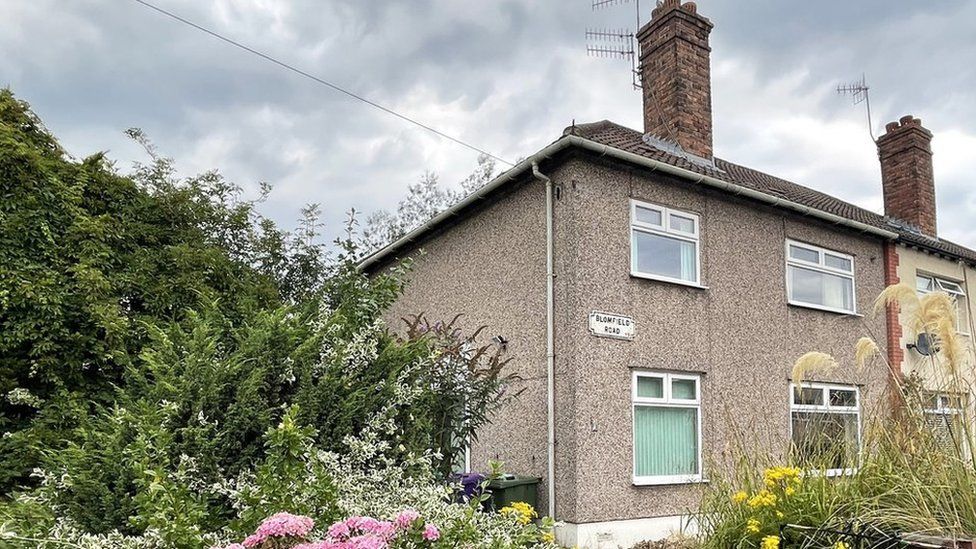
374;150;891;547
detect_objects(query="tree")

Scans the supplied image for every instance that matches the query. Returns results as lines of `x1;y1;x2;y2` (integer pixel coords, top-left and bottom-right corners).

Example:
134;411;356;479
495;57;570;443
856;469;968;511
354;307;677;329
0;90;326;489
360;155;496;255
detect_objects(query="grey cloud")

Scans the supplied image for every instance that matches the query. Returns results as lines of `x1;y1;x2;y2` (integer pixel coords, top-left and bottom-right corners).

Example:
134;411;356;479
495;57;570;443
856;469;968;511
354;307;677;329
2;0;974;247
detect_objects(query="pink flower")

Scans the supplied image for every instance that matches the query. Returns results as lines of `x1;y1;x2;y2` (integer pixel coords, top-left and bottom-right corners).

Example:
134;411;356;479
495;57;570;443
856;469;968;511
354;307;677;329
256;512;315;539
214;544;246;549
356;517;380;534
344;535;388;549
294;543;344;549
370;521;396;539
242;533;266;547
328;519;352;540
423;524;441;541
394;509;420;529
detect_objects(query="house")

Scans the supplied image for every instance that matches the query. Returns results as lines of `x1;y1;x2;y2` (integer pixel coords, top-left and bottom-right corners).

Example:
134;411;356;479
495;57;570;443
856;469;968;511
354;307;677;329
877;117;976;443
360;1;976;547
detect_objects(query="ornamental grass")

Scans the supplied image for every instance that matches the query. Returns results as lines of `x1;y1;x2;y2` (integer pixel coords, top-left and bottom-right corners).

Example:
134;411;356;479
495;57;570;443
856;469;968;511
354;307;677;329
697;283;976;548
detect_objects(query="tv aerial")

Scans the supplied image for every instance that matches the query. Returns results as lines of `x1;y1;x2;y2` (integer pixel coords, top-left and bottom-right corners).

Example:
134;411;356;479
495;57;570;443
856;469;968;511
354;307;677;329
586;0;646;90
837;73;876;142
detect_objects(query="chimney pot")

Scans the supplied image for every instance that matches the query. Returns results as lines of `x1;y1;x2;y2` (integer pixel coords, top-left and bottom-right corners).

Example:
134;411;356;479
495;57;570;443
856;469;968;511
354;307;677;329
878;116;937;235
637;0;714;158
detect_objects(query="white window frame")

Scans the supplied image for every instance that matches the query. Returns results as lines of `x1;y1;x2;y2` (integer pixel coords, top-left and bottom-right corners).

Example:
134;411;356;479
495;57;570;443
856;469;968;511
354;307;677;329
630;199;702;287
788;382;861;476
785;240;857;315
917;274;969;335
922;391;970;458
631;371;703;485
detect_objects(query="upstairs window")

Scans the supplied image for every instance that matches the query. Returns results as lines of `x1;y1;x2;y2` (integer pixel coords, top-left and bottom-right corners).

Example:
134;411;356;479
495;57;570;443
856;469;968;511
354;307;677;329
790;383;860;475
917;274;969;335
786;240;856;314
630;200;700;286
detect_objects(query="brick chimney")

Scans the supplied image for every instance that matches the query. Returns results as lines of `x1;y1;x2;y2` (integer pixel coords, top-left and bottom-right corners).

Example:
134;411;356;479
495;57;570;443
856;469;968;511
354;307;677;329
636;0;714;159
877;115;937;235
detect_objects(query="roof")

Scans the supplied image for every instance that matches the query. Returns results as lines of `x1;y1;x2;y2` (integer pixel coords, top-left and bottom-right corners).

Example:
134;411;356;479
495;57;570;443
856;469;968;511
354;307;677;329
568;120;976;265
360;119;976;270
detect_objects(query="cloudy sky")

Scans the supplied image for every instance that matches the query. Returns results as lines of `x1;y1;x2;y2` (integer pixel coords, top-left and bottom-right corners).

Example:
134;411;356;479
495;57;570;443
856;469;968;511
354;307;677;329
3;0;975;247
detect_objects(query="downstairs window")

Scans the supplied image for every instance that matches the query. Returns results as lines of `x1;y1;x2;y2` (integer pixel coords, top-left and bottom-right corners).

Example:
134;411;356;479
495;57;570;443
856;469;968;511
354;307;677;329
632;371;702;485
790;383;860;475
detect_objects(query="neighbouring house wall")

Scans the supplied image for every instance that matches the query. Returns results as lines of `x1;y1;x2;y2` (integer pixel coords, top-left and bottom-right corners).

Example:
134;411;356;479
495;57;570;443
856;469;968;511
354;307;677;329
369;176;558;513
894;245;976;390
547;157;890;524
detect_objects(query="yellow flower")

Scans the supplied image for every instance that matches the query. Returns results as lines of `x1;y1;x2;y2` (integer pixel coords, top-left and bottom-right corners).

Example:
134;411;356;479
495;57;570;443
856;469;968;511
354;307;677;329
833;542;849;549
784;486;796;496
746;518;761;534
763;466;802;489
747;490;777;508
500;501;537;525
761;535;780;549
541;531;555;543
732;491;748;504
776;511;784;519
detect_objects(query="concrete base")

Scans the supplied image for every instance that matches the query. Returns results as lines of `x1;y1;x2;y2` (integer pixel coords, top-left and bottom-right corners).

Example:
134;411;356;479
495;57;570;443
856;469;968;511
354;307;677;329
555;515;696;548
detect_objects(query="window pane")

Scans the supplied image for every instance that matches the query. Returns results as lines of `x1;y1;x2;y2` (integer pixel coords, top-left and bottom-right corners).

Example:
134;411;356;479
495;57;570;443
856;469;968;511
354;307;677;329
672;379;696;400
633;230;697;282
829;389;857;407
669;213;696;234
824;254;852;272
937;279;965;295
789;265;854;311
635;206;663;226
917;276;934;293
794;387;823;406
789;245;819;263
791;411;858;470
924;411;964;453
634;406;698;477
636;376;664;399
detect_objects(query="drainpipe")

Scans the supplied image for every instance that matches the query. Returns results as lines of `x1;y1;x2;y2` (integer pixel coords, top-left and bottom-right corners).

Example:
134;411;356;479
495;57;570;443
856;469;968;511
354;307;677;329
531;161;556;520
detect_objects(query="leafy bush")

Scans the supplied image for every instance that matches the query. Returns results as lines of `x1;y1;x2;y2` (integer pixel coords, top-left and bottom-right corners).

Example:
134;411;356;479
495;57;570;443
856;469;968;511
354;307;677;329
1;406;555;548
1;88;528;548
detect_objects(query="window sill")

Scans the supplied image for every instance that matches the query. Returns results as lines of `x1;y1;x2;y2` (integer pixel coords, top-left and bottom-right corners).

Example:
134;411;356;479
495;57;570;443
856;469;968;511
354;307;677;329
631;272;708;290
632;475;707;486
804;468;856;478
787;301;861;317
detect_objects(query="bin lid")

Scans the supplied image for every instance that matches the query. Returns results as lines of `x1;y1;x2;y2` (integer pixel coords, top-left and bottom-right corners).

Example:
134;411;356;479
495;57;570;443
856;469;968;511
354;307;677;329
488;475;541;488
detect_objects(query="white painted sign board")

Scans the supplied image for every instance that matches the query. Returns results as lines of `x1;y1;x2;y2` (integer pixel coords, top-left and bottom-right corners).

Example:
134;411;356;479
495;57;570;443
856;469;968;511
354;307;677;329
588;311;635;340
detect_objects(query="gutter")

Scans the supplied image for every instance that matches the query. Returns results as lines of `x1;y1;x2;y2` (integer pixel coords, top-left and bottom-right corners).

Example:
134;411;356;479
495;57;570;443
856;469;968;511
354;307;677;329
358;134;897;271
531;161;557;520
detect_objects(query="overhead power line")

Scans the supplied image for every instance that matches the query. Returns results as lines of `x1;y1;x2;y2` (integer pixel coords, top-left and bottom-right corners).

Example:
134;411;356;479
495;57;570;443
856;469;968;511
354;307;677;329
129;0;513;166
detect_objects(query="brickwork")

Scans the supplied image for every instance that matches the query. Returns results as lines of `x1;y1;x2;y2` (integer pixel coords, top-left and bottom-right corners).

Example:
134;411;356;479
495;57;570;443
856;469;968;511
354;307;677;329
883;241;904;373
877;115;937;235
637;0;713;159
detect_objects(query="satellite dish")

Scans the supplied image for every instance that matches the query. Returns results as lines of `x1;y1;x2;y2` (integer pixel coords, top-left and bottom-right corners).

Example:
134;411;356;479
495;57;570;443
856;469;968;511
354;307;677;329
909;333;936;356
